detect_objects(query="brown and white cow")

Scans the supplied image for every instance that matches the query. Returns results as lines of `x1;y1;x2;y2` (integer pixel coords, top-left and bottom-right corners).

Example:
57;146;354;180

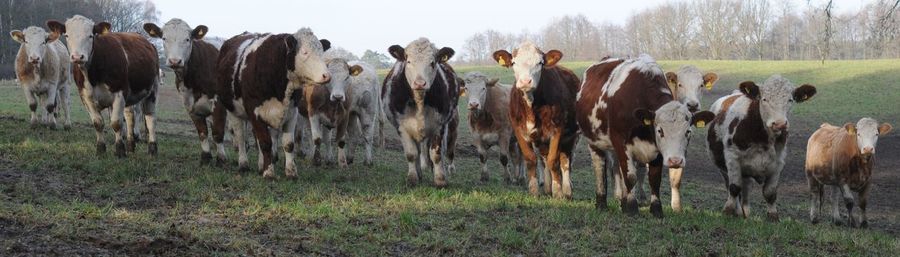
805;118;892;227
10;26;71;129
214;29;331;178
47;15;160;157
382;38;459;188
492;42;580;198
707;75;816;221
144;19;221;165
460;72;523;183
576;55;714;216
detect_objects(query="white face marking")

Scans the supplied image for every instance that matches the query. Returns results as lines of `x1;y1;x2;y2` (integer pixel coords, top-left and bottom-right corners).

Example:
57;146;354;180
463;72;490;111
14;27;51;65
652;102;694;168
403;38;439;91
757;75;797;134
159;19;194;68
674;66;706;110
510;42;543;94
63;15;96;64
293;28;330;85
855;118;881;155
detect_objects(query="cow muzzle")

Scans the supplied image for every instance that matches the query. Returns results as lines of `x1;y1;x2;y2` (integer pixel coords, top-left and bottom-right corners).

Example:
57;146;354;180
771;121;788;133
71;54;85;64
467;102;480;110
167;58;183;68
330;94;345;102
667;157;684;169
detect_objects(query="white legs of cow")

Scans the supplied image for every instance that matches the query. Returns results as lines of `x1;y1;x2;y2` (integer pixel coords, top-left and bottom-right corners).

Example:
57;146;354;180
22;82;71;130
722;159;782;222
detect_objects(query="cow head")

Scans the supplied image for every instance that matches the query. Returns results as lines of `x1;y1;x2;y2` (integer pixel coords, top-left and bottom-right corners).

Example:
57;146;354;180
665;66;718;112
493;41;562;96
144;19;208;69
291;28;332;85
388;38;454;95
845;118;893;160
323;57;363;103
461;72;499;112
738;75;816;136
636;102;715;168
10;26;54;66
47;15;110;65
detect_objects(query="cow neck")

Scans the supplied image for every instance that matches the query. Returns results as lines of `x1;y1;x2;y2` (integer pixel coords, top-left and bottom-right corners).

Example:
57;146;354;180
15;47;38;83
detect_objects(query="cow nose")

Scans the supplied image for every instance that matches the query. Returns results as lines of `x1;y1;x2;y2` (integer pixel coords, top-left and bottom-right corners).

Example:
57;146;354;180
468;102;479;110
321;73;331;83
862;146;874;154
413;79;426;90
519;78;532;86
667;157;684;168
771;121;788;131
687;102;699;112
331;94;344;102
71;54;85;62
167;58;182;66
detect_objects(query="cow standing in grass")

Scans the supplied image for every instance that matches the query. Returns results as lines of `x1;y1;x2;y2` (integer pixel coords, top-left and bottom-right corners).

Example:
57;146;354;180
214;29;331;178
460;72;523;183
10;26;71;130
492;42;580;198
707;75;816;221
144;19;221;165
382;38;459;188
805;118;892;227
47;15;160;157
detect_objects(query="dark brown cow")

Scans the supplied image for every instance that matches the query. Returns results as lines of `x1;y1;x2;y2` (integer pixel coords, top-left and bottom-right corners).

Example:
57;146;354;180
492;42;580;199
707;75;816;221
144;19;221;165
214;29;331;178
382;37;459;188
47;15;160;158
576;55;714;217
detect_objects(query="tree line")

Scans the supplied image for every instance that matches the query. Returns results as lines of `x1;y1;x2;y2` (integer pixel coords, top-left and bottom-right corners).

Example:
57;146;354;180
0;0;159;79
460;0;900;64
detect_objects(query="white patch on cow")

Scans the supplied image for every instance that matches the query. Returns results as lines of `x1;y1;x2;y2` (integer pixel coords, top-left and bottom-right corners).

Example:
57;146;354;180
254;98;285;127
757;75;798;133
673;65;705;108
652;102;694;167
159;19;194;67
604;54;664;97
234;34;271;86
510;41;544;93
63;15;96;64
628;139;659;163
291;28;329;85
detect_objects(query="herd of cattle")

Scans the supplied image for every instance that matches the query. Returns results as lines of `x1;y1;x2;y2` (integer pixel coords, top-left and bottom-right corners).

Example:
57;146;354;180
9;16;893;228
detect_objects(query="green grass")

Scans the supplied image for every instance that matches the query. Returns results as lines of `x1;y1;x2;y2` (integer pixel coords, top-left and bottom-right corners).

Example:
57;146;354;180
1;60;899;256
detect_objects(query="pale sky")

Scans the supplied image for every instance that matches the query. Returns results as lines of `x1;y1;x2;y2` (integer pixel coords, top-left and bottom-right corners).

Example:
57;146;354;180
153;0;868;56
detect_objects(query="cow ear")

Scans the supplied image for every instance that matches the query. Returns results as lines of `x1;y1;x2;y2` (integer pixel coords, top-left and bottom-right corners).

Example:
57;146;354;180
703;72;719;91
487;78;500;87
320;39;331;52
492;50;512;68
10;30;24;43
46;20;65;41
283;35;299;71
191;25;208;40
143;23;162;38
94;22;111;35
666;72;678;85
544;50;563;67
437;47;454;63
879;123;893;135
739;81;759;99
349;64;363;77
634;109;656;127
388;45;405;61
793;84;816;103
844;123;857;135
691;111;716;128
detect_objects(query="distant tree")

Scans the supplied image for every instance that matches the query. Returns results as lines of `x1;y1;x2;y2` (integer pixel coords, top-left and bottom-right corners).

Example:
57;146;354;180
462;33;488;64
360;50;391;69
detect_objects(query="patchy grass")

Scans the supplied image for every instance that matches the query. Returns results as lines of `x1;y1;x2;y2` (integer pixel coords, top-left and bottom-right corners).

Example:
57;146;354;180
2;60;900;256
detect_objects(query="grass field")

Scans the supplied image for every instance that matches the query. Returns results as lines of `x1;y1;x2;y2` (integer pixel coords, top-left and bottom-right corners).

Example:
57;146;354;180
1;59;899;256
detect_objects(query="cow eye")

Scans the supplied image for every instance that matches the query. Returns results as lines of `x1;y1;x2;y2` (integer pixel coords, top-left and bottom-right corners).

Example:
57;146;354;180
64;34;69;38
685;130;692;137
89;35;93;39
657;129;665;138
185;38;190;42
762;98;767;102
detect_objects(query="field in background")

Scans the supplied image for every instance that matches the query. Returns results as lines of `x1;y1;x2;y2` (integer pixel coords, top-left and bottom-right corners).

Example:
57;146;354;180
1;60;899;256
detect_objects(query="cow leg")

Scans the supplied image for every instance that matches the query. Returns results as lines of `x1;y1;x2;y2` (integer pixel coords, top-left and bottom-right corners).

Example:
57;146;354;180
499;134;513;184
546;131;564;199
808;178;824;224
44;83;59;129
616;150;639;216
110;92;126;158
514;130;539;196
607;151;625;201
37;92;49;125
79;87;106;154
589;147;608;210
839;183;856;227
723;154;743;217
359;111;376;166
131;104;144;143
251;120;275;179
560;152;572;200
281;108;298;179
323;128;335;166
419;141;432;171
142;86;159;156
859;185;870;228
741;178;752;218
230;113;251;171
509;138;525;185
124;106;137;153
475;137;489;182
446;118;458;175
429;135;447;188
633;166;648;206
58;84;72;130
669;167;684;212
541;155;552;195
310;116;325;166
24;88;38;127
763;174;781;222
400;130;420;186
647;155;664;218
336;115;350;169
830;186;844;225
211;102;227;166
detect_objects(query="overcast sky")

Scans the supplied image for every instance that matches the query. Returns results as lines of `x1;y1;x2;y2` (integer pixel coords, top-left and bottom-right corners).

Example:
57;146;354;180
153;0;867;56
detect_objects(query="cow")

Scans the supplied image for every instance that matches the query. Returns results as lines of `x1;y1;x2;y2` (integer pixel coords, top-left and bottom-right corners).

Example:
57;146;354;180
576;55;715;217
299;50;380;167
214;29;331;178
382;38;459;188
47;15;160;158
707;75;817;221
492;41;580;199
460;71;523;183
805;118;892;228
10;26;71;129
144;19;221;165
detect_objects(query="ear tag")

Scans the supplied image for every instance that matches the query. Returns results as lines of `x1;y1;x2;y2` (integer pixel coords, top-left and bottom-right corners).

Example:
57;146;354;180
696;121;706;128
705;82;713;90
848;127;856;135
498;58;506;66
643;119;653;126
441;55;448;62
148;30;156;36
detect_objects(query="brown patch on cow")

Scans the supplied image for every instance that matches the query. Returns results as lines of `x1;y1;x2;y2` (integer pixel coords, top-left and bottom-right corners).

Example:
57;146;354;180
575;59;624;141
180;40;219;97
806;124;873;191
469;84;511;133
14;47;36;84
715;95;740;119
729;101;769;151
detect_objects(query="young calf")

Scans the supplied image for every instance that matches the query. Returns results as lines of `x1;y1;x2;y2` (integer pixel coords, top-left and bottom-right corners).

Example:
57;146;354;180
10;26;71;129
805;118;892;227
461;72;523;183
707;75;816;221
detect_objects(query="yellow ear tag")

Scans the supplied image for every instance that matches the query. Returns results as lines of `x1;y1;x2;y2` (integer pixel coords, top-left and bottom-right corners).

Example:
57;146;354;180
705;82;713;91
848;127;856;135
148;30;156;36
696;121;706;128
643;119;653;126
498;58;506;66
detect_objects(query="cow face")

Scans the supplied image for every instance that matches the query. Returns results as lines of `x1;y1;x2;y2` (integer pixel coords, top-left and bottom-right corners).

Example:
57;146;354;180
144;19;208;69
461;72;499;112
10;27;54;66
323;58;363;102
493;42;562;95
738;75;816;136
636;102;715;168
48;15;110;64
292;28;332;85
389;38;454;93
847;118;893;160
666;66;718;112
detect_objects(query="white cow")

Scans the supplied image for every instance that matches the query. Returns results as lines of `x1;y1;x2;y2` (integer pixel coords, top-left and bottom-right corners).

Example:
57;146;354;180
10;26;71;129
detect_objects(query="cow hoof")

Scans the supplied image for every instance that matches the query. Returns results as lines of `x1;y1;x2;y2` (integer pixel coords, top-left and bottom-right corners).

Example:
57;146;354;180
313;153;322;166
30;122;38;129
434;179;448;189
480;174;490;183
148;142;158;156
215;157;226;167
126;140;136;153
63;124;71;131
810;217;820;224
595;195;608;211
115;142;126;158
860;221;869;229
364;159;373;167
847;219;857;228
767;213;780;222
96;143;107;154
238;165;252;173
200;152;212;165
347;156;354;165
407;175;419;187
723;206;736;217
624;199;639;216
650;201;664;218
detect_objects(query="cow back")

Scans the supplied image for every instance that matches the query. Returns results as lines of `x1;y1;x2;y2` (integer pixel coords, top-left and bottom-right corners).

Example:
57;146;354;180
85;32;159;102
